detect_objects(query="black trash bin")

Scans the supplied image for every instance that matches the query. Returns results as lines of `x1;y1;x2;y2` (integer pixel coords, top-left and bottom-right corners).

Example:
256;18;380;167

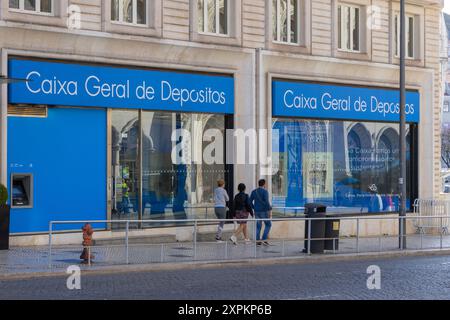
0;205;10;250
325;216;340;251
303;203;326;254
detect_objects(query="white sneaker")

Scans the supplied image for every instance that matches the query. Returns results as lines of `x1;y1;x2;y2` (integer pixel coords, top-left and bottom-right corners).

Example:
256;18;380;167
244;239;252;244
230;235;238;245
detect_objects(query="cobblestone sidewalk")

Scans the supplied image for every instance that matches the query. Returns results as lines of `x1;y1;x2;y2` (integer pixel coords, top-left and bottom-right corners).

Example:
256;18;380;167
1;233;450;277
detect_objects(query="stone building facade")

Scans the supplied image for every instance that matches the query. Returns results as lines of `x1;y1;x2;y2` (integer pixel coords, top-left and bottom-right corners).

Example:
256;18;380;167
0;0;445;239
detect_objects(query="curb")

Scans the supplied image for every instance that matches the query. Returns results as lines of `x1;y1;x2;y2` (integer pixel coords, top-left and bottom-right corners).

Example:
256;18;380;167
1;248;450;281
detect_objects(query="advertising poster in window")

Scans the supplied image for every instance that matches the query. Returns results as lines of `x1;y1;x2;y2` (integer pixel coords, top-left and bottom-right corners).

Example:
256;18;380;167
302;152;333;200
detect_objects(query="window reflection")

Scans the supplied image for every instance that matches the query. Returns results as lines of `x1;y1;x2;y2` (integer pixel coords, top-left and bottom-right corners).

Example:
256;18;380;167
111;0;147;25
111;110;140;221
137;0;147;24
273;0;299;44
9;0;20;9
40;0;51;13
142;112;226;220
111;110;227;223
123;0;133;23
198;0;228;35
24;0;35;11
272;119;412;214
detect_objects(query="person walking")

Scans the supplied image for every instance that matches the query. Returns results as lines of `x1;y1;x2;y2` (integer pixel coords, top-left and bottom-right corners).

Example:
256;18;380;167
230;183;254;245
214;179;229;242
250;179;273;246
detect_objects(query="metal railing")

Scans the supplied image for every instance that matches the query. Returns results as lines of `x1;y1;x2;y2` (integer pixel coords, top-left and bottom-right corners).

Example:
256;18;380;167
112;205;309;222
46;214;450;269
413;199;450;234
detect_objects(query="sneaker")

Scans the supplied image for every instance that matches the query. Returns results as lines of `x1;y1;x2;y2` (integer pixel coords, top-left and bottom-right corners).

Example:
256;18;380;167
216;237;225;243
263;241;270;246
244;239;252;244
256;241;263;246
230;235;238;245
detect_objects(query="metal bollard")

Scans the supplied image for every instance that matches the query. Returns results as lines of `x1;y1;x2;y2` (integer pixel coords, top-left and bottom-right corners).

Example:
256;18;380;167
225;237;228;260
81;223;94;264
400;216;404;250
48;222;53;269
193;221;198;261
254;219;257;259
125;221;129;265
307;218;311;255
356;218;360;254
420;217;423;250
379;219;382;252
333;237;336;254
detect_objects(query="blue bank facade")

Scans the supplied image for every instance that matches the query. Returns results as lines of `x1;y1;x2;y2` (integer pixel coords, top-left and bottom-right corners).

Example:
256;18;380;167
6;58;421;234
7;58;235;234
271;79;420;214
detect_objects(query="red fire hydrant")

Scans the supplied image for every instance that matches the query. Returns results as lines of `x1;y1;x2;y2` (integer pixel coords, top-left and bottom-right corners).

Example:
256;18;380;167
80;223;95;264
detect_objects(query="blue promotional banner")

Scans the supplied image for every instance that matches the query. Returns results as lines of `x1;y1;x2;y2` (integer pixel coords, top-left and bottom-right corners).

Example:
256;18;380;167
273;80;420;123
8;59;234;114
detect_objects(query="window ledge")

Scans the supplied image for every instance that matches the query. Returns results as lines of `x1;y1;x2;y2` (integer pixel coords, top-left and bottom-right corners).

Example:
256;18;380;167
191;32;241;47
104;20;161;38
110;21;149;29
338;48;361;54
267;41;311;55
334;49;371;61
273;41;301;46
198;31;230;38
8;9;53;17
392;56;424;68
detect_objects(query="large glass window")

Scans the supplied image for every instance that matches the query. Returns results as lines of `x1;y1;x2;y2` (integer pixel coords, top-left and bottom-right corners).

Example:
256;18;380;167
9;0;53;14
111;110;140;221
198;0;228;35
111;0;147;25
394;14;415;59
272;0;299;44
272;119;414;214
338;4;360;52
142;112;226;219
111;110;227;222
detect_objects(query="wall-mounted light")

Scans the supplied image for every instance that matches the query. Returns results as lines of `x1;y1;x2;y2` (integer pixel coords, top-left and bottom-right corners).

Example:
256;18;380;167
0;75;30;84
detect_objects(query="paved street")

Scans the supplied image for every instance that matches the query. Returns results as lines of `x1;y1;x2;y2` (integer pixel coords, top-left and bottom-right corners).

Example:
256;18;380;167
2;233;450;277
1;254;450;300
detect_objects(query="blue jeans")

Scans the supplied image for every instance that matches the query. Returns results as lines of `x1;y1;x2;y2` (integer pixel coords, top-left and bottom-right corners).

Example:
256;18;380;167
215;207;227;240
256;211;272;241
